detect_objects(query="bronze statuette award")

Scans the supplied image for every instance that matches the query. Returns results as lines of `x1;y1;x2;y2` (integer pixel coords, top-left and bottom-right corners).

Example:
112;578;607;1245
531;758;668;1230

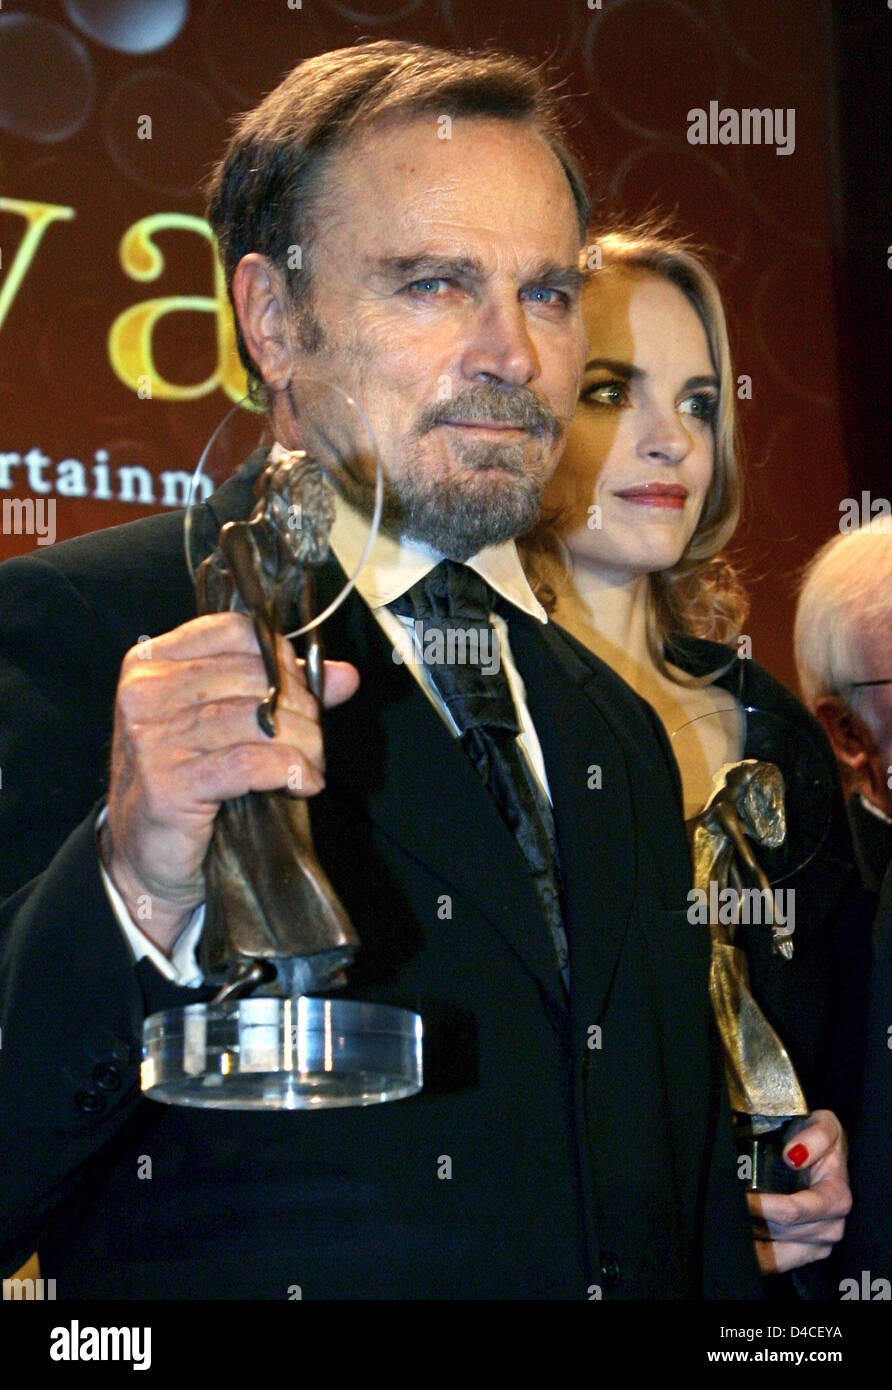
140;384;423;1110
690;759;808;1192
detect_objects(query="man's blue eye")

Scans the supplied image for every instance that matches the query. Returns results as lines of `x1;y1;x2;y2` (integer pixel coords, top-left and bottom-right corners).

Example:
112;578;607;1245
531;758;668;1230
526;286;567;305
407;278;447;294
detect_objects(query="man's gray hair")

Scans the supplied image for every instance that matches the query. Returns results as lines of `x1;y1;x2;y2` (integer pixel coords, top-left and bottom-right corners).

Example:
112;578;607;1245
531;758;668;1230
794;526;892;714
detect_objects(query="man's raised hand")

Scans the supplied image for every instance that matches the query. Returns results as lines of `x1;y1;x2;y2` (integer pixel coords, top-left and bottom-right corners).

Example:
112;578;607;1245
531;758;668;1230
102;612;359;954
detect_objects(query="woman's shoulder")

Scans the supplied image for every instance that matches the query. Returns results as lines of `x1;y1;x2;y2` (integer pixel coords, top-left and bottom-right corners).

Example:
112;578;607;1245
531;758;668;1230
665;631;813;725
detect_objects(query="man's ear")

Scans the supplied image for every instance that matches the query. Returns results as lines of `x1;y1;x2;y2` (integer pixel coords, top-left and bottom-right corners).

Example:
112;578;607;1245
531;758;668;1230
232;253;293;393
813;696;873;769
813;695;883;802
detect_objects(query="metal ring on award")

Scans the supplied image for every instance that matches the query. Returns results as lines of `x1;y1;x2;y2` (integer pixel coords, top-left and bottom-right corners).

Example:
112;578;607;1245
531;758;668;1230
675;707;834;1192
141;380;422;1109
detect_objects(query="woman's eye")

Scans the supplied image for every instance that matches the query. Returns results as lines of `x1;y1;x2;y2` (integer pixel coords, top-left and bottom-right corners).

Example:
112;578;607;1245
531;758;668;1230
679;392;718;423
582;380;627;407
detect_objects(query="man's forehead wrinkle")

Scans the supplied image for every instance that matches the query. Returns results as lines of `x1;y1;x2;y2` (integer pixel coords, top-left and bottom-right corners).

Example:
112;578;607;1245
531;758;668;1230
361;209;582;268
319;117;581;257
365;251;485;279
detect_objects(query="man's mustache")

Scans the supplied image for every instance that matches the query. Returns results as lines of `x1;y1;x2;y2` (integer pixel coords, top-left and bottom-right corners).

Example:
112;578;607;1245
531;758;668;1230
414;387;563;440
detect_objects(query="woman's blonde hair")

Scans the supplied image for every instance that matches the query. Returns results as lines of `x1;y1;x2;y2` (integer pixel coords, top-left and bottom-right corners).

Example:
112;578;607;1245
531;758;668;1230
521;220;748;676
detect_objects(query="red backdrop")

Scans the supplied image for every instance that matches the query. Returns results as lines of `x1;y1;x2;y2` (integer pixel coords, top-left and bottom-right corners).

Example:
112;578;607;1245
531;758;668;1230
0;0;884;689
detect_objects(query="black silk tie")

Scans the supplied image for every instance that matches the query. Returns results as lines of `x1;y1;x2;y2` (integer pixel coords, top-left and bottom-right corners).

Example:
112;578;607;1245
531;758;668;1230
389;559;570;989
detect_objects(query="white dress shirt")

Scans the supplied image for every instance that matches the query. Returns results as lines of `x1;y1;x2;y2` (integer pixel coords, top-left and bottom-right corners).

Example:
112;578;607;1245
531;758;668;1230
859;793;892;826
99;467;552;986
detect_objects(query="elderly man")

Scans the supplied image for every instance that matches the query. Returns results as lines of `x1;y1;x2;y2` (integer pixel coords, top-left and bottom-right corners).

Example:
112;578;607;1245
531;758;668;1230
795;525;892;898
0;40;843;1299
795;525;892;1286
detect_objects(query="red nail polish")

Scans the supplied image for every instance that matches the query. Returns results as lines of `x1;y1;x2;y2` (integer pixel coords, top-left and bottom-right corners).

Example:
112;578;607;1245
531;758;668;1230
787;1142;809;1168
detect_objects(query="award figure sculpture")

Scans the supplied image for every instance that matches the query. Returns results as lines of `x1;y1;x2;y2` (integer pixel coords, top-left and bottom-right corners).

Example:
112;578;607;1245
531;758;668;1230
690;760;809;1192
193;450;358;1001
140;446;422;1110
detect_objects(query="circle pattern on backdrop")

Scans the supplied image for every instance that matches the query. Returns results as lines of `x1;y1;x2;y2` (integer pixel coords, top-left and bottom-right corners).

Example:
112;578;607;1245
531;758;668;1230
325;0;427;23
441;0;582;68
602;140;749;264
0;13;95;143
198;0;339;107
102;70;225;197
584;0;728;139
64;0;189;55
702;0;816;81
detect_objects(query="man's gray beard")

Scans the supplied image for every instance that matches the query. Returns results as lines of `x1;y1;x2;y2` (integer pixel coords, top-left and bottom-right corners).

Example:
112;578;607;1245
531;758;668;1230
379;438;546;561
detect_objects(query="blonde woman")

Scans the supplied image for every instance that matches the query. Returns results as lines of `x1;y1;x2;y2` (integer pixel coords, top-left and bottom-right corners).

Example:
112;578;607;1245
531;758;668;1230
522;226;870;1283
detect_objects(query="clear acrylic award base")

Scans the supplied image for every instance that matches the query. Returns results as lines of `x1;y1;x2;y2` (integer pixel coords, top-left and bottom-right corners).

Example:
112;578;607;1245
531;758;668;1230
141;997;423;1110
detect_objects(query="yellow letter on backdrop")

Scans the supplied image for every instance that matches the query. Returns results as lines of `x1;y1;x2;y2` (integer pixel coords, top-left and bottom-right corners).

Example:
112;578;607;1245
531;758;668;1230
109;213;246;402
0;198;75;334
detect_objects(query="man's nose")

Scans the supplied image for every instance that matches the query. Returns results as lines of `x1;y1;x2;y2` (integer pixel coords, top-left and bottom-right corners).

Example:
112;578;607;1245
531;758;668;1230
635;406;692;465
458;296;540;386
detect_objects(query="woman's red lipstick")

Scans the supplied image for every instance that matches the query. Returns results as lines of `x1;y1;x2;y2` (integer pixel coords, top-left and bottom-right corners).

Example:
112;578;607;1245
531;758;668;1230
615;482;688;509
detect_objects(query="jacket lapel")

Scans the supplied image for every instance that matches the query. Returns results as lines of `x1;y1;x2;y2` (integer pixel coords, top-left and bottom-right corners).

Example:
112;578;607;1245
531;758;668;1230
193;448;270;551
506;611;641;1032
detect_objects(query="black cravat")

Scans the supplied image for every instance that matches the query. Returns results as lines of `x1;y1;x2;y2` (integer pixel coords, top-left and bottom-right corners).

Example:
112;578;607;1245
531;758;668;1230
390;559;570;989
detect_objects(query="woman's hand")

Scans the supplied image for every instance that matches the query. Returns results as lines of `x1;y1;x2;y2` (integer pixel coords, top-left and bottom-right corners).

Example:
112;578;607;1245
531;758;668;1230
747;1110;851;1274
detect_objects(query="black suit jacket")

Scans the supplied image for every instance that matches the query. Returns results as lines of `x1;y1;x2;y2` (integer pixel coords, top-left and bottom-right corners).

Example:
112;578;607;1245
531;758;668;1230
847;794;892;900
840;868;892;1287
0;460;762;1299
837;799;892;1285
